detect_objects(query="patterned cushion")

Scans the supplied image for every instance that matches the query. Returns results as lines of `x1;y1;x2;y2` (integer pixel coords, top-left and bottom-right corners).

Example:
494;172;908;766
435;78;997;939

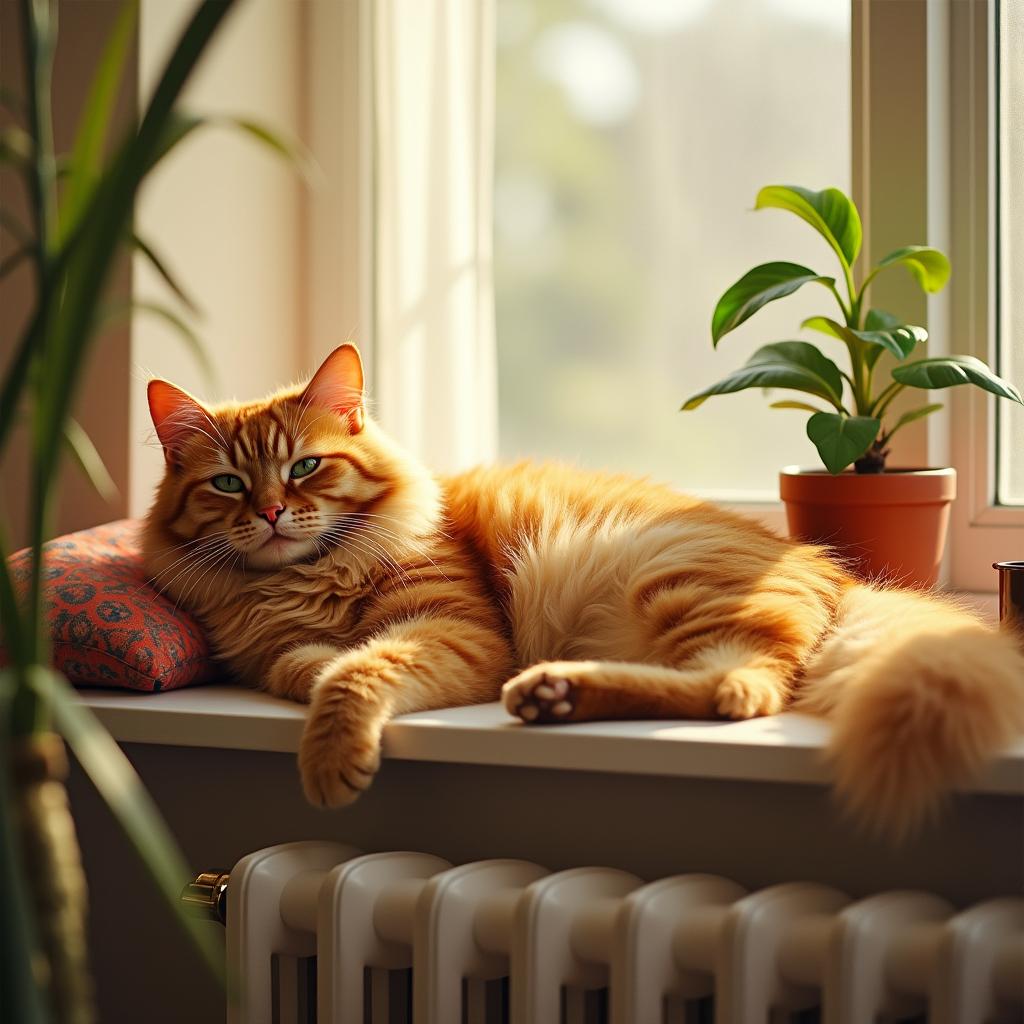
4;520;215;691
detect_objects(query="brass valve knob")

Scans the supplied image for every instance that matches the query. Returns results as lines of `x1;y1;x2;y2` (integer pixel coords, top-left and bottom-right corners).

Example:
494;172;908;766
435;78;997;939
180;870;230;925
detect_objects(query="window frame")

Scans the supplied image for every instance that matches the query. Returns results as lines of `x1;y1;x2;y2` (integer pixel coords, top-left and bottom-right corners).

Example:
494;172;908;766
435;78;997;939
943;0;1024;590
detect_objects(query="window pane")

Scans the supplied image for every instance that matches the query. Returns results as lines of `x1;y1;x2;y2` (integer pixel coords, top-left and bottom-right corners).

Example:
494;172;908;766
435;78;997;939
494;0;851;498
999;0;1024;505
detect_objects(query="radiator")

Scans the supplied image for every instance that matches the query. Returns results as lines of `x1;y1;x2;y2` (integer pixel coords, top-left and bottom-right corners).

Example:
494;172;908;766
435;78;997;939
218;840;1024;1024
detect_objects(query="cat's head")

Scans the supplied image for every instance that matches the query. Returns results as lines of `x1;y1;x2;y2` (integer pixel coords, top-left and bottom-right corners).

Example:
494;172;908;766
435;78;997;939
144;344;440;579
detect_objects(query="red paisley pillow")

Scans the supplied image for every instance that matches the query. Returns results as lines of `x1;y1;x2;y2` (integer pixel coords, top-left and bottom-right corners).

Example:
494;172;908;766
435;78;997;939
4;520;215;692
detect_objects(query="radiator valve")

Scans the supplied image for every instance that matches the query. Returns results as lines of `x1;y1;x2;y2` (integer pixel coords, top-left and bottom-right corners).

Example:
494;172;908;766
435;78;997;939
180;870;229;925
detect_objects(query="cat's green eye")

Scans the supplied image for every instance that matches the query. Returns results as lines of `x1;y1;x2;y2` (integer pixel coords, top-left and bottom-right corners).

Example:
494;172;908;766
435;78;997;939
211;474;245;493
290;457;320;479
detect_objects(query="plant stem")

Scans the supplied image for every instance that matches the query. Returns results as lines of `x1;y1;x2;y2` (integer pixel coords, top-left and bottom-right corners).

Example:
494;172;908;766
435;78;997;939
10;732;94;1024
872;381;905;418
827;281;852;322
17;0;57;734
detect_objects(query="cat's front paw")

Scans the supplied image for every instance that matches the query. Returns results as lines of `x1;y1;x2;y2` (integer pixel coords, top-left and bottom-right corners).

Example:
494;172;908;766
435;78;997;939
298;683;382;808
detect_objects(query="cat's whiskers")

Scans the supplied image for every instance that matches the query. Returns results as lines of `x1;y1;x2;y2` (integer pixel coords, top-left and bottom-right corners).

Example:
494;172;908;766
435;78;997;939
323;523;419;597
175;540;241;612
161;539;236;609
321;512;451;583
141;531;235;596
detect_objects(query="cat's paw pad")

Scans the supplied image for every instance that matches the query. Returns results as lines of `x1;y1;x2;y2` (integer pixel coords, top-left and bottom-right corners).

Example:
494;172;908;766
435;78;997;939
298;724;380;808
503;668;576;724
715;669;784;720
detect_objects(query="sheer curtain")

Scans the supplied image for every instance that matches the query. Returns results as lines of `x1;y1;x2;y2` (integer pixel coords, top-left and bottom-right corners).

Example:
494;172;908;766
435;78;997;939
373;0;498;472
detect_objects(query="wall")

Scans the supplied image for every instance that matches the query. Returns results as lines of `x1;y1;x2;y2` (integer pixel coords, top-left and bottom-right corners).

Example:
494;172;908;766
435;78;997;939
129;0;308;518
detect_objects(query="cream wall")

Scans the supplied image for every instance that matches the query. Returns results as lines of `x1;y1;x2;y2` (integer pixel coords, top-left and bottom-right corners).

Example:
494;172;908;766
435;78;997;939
129;0;309;517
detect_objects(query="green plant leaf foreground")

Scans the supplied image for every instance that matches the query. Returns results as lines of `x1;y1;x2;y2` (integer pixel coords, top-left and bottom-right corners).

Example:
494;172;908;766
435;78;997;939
29;0;240;620
60;0;139;242
131;232;200;313
64;418;118;502
870;246;951;294
30;667;226;989
806;412;881;474
755;184;862;267
712;262;834;343
892;356;1024;404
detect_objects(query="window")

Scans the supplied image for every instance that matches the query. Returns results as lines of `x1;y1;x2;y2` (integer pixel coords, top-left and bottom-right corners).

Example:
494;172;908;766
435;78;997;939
998;0;1024;506
494;0;851;499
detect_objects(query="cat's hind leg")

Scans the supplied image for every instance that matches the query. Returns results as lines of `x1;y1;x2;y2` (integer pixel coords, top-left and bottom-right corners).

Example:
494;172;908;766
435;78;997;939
503;644;792;725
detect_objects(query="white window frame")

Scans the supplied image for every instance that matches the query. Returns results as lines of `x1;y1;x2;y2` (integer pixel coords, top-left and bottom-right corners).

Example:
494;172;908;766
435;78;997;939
942;0;1024;589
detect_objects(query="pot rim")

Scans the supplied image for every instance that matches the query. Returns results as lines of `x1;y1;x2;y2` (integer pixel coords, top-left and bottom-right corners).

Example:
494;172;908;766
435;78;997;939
780;465;956;478
779;464;956;506
993;561;1024;570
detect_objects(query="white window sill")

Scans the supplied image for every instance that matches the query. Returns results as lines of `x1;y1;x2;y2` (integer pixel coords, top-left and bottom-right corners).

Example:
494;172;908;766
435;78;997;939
80;683;1023;796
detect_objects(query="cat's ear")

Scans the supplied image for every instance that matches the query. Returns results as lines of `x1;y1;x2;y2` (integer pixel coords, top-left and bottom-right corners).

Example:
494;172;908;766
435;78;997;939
302;343;366;433
147;379;216;464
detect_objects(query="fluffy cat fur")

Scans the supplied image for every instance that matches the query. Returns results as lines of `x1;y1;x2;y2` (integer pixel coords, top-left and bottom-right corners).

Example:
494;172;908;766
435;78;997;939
142;344;1024;837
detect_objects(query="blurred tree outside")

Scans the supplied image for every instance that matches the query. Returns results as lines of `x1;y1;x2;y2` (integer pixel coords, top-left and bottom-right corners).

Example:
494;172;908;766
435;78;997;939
494;0;851;496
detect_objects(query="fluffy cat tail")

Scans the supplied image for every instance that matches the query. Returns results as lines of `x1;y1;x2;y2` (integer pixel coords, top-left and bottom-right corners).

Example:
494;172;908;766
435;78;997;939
797;583;1024;839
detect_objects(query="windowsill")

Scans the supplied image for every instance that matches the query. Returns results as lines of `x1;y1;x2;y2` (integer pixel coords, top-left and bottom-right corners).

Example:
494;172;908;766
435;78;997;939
80;682;1024;795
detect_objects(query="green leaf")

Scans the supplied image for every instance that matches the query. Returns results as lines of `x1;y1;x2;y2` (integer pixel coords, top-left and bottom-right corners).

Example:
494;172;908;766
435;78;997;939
60;0;139;241
132;232;200;314
853;324;927;360
147;111;315;182
892;356;1024;404
770;400;828;413
30;667;225;987
863;308;901;332
755;184;862;267
806;412;881;474
134;301;217;389
0;125;33;165
711;262;834;343
682;347;844;412
746;341;845;404
801;316;847;341
885;403;943;438
215;116;317;183
99;299;217;390
802;314;926;361
871;246;951;294
64;417;118;502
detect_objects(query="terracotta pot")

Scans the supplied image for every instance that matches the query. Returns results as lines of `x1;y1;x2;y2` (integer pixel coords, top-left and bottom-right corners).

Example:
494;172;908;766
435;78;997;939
779;466;956;588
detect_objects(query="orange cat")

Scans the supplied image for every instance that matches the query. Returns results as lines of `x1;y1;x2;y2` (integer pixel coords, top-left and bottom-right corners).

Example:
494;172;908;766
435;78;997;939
142;344;1024;836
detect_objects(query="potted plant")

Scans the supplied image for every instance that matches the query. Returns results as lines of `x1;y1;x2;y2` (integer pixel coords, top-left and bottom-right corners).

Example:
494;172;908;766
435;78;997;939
0;1;298;1019
682;184;1024;587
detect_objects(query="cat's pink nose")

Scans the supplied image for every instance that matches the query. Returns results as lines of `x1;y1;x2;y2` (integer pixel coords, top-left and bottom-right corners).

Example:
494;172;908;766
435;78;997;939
258;503;284;525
